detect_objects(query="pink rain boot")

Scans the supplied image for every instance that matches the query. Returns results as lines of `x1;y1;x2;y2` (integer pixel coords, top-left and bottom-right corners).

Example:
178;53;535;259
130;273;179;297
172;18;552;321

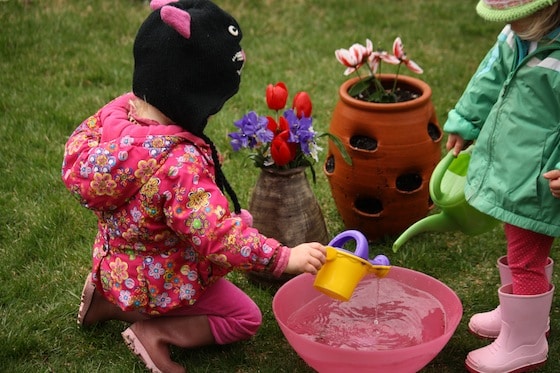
468;256;553;339
465;284;554;373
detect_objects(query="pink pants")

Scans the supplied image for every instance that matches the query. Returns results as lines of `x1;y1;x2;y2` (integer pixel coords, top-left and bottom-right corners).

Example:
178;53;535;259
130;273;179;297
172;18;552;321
166;278;262;345
505;223;554;295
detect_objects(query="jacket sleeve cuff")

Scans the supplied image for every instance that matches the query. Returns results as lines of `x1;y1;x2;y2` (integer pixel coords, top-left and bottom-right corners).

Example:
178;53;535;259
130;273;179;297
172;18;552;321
271;245;290;277
443;109;481;141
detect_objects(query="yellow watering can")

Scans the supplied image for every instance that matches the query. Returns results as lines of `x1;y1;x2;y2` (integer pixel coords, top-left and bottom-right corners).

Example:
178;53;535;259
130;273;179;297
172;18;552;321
314;230;391;302
392;146;499;252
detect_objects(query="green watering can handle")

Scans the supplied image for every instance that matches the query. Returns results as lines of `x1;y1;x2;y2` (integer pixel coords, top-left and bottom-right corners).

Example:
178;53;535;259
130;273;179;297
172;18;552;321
429;151;455;201
429;145;474;201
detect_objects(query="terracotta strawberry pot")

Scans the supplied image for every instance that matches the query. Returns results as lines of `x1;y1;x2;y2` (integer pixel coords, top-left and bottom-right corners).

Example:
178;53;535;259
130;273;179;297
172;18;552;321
324;74;442;241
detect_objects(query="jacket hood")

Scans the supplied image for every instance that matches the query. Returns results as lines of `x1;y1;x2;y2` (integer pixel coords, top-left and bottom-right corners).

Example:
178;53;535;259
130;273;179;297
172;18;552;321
62;93;210;212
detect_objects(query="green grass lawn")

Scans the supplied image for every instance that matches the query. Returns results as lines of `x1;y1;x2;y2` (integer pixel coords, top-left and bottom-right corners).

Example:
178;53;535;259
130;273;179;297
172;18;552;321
1;0;559;372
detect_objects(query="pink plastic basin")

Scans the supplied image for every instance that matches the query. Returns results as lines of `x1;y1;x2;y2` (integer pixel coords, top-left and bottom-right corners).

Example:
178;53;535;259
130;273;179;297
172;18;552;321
272;266;462;373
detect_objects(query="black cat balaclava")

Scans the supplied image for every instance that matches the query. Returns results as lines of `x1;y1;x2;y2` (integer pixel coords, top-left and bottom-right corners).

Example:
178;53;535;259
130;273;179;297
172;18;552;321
133;0;245;135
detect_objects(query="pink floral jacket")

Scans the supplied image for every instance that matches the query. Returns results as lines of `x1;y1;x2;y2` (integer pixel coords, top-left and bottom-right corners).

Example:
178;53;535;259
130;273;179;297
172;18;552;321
62;93;289;315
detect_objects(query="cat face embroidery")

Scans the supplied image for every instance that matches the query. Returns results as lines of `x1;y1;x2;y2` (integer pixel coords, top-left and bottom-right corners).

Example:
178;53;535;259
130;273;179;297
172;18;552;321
133;0;245;132
156;0;245;79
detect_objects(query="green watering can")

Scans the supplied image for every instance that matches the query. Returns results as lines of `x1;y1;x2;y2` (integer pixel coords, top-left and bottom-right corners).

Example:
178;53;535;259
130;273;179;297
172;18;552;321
392;146;499;252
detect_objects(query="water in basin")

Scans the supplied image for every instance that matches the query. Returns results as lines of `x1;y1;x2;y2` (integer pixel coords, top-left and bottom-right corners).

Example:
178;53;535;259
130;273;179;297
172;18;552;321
286;276;446;351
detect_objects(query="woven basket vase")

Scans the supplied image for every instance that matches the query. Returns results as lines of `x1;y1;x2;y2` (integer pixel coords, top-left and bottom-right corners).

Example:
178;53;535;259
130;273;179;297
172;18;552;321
246;166;330;285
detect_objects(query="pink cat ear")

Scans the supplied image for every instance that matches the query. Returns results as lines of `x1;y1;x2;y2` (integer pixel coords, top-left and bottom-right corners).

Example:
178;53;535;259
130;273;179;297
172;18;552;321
160;5;191;39
150;0;175;10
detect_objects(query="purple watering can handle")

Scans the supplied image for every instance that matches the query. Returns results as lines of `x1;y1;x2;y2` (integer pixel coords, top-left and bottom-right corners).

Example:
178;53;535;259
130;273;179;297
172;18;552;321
328;230;369;260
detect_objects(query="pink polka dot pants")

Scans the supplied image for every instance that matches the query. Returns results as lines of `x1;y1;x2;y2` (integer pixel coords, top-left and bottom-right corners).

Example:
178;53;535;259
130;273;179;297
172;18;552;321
505;223;554;295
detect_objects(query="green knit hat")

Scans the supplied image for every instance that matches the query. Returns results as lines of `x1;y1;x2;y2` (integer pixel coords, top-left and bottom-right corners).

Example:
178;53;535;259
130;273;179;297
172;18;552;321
476;0;558;22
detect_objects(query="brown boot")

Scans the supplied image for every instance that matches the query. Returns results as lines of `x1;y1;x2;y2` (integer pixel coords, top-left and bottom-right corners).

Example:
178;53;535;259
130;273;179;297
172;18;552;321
122;315;215;373
77;274;147;327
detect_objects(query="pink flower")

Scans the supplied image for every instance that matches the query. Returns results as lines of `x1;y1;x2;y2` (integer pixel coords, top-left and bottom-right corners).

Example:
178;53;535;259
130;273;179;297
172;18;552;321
392;37;423;74
368;51;400;73
335;36;424;103
335;43;368;75
363;38;374;60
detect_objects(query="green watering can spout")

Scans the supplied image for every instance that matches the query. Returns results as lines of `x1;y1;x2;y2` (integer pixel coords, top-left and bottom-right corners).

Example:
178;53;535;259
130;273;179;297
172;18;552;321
392;146;499;253
392;213;459;252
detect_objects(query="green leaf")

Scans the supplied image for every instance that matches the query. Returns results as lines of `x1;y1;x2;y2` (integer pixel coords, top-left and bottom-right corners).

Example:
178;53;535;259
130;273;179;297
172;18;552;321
320;133;352;165
308;163;317;184
348;79;369;97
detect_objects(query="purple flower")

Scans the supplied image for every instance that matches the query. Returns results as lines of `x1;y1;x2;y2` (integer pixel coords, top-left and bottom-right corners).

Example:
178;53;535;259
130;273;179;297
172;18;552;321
283;109;315;155
228;132;246;151
298;122;316;155
229;111;271;150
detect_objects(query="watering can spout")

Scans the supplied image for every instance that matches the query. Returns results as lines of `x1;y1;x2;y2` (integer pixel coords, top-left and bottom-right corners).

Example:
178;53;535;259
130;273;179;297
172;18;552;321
392;213;459;252
392;146;499;252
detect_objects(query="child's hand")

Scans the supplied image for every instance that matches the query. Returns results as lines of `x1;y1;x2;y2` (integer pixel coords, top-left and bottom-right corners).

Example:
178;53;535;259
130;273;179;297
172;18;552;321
284;242;326;275
543;170;560;199
446;133;466;157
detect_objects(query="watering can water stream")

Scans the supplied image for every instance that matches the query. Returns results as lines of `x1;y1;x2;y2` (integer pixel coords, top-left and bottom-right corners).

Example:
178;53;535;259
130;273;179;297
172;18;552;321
392;146;499;252
313;230;391;302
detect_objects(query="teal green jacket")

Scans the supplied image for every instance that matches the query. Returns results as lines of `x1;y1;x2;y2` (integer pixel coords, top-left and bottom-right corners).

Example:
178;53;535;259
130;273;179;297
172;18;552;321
444;25;560;237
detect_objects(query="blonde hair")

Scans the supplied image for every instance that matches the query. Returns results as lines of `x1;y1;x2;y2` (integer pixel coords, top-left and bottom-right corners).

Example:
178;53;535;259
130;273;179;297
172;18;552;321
515;3;560;41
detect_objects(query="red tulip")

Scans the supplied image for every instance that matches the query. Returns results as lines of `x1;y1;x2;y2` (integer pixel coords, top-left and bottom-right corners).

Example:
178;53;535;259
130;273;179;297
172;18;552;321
266;115;290;134
266;116;277;133
292;91;312;118
270;130;296;166
265;82;288;111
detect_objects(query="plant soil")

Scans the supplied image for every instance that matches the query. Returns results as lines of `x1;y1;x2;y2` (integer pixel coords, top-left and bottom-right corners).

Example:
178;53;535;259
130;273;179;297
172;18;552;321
356;83;421;103
392;87;420;102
